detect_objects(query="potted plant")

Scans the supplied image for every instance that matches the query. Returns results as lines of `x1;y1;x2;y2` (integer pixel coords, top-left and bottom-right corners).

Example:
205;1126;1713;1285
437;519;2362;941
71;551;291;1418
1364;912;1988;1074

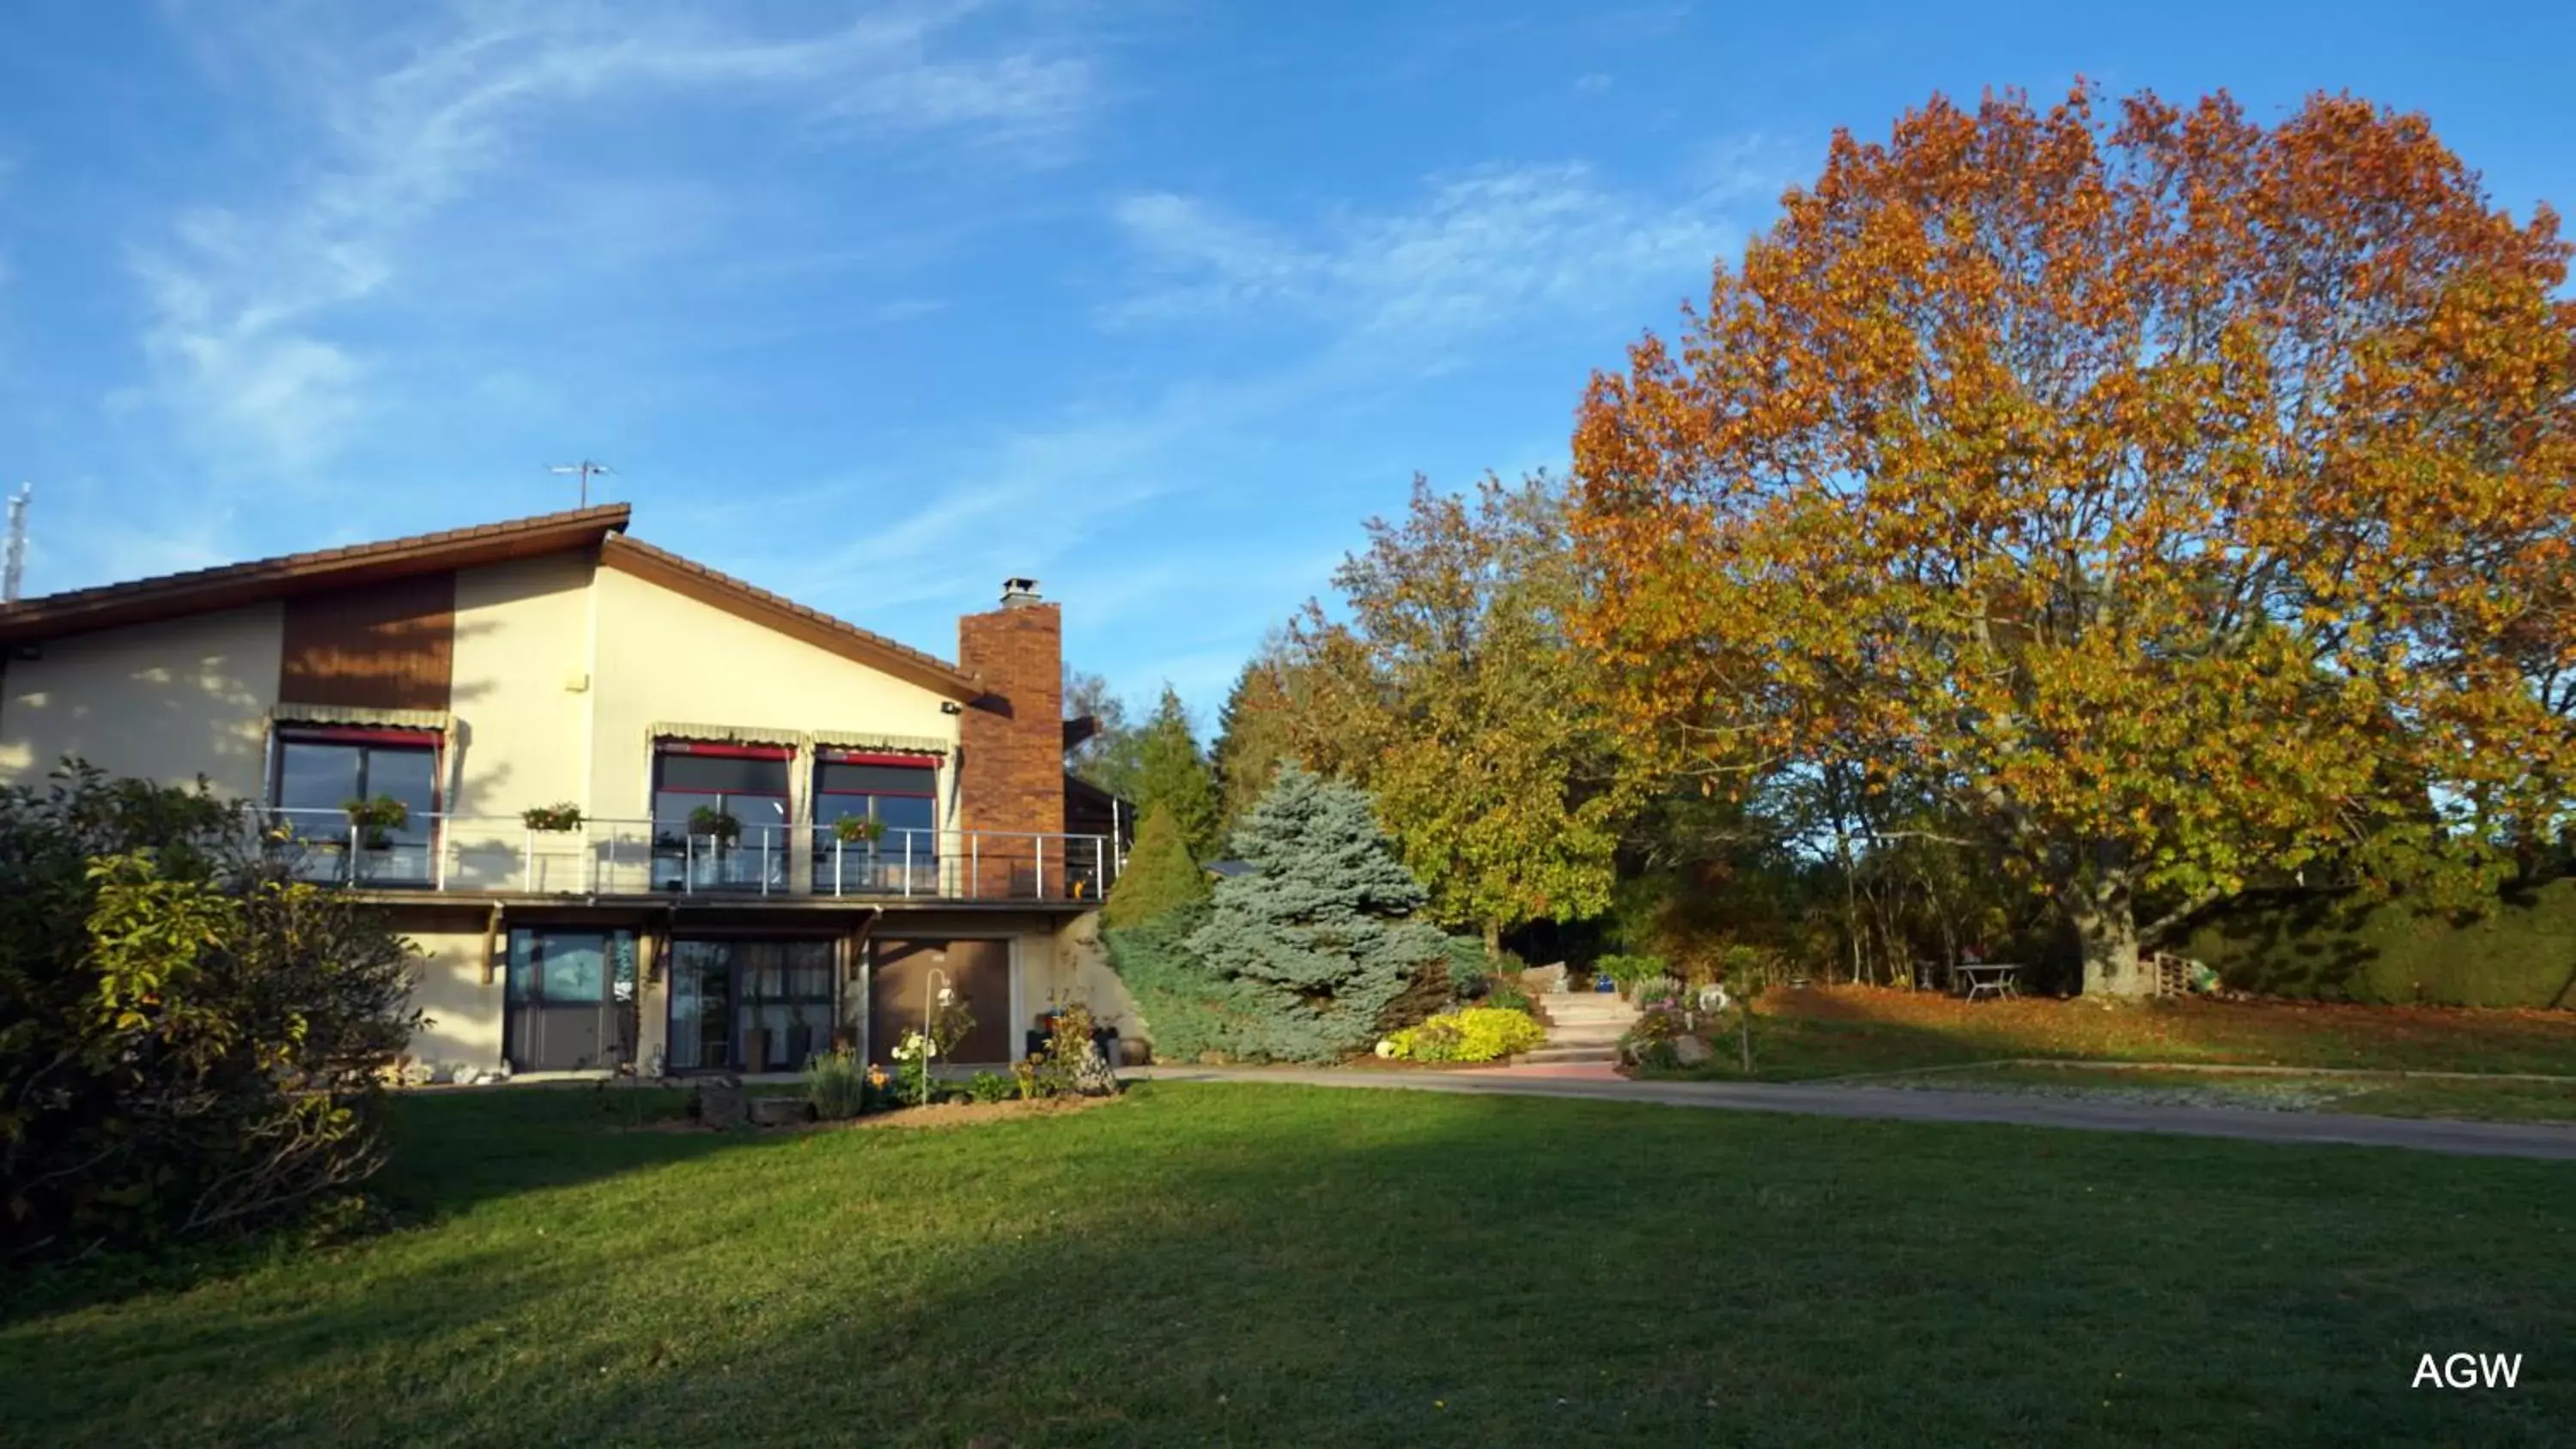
688;804;742;846
521;802;584;832
833;815;885;846
342;794;410;850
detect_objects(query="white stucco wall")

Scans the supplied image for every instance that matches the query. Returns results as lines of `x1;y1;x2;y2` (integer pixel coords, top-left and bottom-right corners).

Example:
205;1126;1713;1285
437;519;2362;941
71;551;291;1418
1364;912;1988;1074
443;553;598;890
406;926;504;1069
586;564;963;826
0;602;284;798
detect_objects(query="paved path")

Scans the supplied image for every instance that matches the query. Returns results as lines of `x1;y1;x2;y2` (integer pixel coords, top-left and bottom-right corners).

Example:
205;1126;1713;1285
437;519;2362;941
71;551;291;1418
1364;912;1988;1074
1127;1064;2576;1161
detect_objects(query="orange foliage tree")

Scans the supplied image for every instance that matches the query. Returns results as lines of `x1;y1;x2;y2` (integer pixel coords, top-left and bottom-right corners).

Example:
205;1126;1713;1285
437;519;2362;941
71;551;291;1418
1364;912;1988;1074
1571;86;2576;996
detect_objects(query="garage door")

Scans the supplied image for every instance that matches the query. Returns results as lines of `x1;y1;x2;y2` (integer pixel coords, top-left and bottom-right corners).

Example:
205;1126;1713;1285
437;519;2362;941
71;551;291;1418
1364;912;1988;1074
869;937;1013;1064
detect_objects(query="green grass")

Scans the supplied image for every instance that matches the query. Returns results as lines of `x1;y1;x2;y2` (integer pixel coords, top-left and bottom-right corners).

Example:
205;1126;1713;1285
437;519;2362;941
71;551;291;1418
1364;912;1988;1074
1857;1063;2576;1122
4;1084;2573;1447
1645;988;2576;1083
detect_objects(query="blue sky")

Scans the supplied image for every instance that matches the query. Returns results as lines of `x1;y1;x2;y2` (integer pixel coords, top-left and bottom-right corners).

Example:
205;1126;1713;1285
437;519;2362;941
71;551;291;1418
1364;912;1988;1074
4;2;2573;728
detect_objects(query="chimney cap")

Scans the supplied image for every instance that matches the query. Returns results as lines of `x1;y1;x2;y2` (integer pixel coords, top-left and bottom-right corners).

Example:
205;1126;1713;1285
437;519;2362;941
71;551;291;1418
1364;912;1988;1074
1000;576;1042;607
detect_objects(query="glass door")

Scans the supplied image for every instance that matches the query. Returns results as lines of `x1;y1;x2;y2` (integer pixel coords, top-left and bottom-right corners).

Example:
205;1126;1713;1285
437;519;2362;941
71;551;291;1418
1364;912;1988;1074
505;930;632;1071
666;938;838;1072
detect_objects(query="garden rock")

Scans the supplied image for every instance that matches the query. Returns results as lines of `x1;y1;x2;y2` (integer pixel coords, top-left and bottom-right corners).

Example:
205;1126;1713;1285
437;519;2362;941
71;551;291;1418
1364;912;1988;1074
1522;962;1569;994
1075;1046;1121;1097
1670;1035;1714;1067
696;1081;746;1126
749;1095;809;1127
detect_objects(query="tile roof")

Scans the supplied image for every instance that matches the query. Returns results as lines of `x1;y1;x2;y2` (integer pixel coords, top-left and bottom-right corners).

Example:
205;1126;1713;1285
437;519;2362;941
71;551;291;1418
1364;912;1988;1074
0;505;635;643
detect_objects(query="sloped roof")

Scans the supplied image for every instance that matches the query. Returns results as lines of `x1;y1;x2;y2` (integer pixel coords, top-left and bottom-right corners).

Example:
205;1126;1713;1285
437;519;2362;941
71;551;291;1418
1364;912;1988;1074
0;505;633;646
0;505;986;701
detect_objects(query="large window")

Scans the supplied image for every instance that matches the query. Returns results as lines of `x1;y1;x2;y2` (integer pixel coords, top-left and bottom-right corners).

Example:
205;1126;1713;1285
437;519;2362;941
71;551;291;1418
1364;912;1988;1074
270;728;440;886
504;929;637;1072
813;753;938;893
651;743;792;892
668;938;835;1072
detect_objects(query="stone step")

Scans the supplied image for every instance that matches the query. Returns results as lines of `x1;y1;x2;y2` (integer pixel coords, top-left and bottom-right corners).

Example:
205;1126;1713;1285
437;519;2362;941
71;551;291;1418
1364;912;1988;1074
1540;1025;1630;1043
1520;1044;1620;1064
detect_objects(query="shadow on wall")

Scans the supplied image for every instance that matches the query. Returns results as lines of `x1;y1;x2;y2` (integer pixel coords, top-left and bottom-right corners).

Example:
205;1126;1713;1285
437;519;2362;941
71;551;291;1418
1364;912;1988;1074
1;614;505;799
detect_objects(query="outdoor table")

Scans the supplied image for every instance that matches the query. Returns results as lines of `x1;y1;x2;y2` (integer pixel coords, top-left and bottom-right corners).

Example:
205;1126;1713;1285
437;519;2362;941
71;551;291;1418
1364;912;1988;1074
1957;962;2022;1002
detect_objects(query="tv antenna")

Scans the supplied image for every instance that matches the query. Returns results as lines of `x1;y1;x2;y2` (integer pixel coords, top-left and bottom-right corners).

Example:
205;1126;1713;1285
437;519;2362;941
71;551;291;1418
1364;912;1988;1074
547;460;616;508
3;484;28;604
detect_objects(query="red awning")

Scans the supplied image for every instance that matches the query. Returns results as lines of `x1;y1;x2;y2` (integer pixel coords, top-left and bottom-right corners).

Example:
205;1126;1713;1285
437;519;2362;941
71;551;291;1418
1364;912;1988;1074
656;740;794;761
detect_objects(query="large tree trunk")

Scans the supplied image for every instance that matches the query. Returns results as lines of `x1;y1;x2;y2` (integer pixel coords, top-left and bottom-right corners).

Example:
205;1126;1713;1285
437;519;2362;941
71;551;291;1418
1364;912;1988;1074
2065;864;2147;997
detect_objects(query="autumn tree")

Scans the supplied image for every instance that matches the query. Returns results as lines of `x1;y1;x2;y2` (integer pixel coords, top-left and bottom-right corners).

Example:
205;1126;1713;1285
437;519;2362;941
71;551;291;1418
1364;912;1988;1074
1212;635;1304;839
1571;86;2576;996
1134;686;1221;861
1292;474;1646;952
1063;664;1145;803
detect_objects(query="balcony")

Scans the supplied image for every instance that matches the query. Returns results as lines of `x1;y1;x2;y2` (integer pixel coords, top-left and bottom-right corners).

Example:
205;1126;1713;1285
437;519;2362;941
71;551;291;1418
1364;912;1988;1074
259;809;1121;904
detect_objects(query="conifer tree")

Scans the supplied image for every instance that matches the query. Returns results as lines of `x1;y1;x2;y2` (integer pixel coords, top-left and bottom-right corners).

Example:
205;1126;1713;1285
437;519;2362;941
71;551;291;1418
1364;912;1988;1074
1182;766;1449;1060
1103;803;1211;929
1135;686;1221;862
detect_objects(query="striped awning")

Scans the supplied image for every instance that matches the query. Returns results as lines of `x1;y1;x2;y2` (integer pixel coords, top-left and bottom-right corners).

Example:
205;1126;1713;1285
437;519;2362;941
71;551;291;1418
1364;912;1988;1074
272;703;451;731
809;729;949;756
647;720;806;748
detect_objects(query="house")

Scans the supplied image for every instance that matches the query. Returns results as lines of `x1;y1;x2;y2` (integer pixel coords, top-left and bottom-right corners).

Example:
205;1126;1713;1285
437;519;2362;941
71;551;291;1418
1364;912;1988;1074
0;505;1140;1076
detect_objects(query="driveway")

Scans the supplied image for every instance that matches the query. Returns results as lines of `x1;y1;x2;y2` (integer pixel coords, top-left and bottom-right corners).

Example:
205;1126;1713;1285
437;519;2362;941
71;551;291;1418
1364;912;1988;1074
1127;1064;2576;1161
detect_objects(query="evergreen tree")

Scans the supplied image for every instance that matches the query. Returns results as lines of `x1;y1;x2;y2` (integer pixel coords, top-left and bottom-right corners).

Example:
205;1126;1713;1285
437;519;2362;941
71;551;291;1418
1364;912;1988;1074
1212;641;1302;840
1134;686;1221;861
1103;802;1211;929
1182;766;1449;1061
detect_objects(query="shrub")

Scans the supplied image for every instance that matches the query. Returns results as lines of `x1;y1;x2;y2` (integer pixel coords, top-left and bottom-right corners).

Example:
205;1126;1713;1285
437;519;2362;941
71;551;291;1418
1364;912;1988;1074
1443;936;1493;999
805;1049;870;1120
1596;953;1669;990
1483;982;1534;1016
1;762;420;1258
1103;802;1212;929
964;1070;1018;1104
1382;1007;1545;1064
1103;900;1243;1063
1631;974;1685;1011
1179;767;1450;1061
1616;1004;1692;1065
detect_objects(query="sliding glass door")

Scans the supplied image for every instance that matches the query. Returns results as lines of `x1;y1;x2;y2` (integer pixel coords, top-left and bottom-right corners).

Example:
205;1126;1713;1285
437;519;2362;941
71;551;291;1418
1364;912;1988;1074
504;929;637;1072
666;938;838;1072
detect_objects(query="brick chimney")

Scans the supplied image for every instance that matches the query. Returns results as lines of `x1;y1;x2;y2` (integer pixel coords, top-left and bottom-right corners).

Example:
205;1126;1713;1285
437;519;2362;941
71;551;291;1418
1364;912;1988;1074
957;578;1065;894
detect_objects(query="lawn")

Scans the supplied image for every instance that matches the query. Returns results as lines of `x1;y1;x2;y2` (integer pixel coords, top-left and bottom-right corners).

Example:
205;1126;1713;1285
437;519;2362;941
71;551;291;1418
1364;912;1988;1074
1647;986;2576;1083
1859;1063;2576;1121
4;1083;2571;1447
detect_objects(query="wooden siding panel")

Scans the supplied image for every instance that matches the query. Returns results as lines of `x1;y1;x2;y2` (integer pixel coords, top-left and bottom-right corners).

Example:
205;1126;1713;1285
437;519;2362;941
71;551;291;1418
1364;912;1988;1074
279;572;457;712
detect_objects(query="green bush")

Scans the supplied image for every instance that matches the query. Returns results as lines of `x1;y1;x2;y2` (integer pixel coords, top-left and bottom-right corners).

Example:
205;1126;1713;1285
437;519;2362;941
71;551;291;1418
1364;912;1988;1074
964;1070;1018;1104
1596;953;1669;990
2182;879;2576;1007
1;762;420;1258
1103;802;1211;930
1103;900;1245;1063
805;1049;870;1120
1382;1007;1546;1064
1443;936;1493;999
1484;983;1534;1016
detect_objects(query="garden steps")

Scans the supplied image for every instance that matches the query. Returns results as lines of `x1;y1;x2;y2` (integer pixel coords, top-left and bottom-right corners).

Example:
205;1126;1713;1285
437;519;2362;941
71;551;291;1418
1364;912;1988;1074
1521;991;1639;1064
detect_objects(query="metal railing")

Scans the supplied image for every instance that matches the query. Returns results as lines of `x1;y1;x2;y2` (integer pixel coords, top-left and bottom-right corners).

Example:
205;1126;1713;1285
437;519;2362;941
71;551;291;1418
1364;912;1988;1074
258;809;1120;903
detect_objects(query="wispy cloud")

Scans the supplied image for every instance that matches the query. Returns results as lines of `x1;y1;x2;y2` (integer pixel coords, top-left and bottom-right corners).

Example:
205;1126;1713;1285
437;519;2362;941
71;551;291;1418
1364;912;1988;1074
132;0;1092;476
1103;161;1730;356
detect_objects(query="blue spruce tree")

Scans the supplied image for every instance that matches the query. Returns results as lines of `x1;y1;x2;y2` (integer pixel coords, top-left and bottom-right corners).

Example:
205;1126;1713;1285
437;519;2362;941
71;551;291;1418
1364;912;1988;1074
1183;765;1449;1060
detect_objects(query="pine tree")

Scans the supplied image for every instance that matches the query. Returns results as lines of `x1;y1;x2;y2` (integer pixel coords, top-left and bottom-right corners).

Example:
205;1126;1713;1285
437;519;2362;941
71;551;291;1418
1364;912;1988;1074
1212;645;1301;840
1134;686;1221;862
1182;765;1449;1061
1103;803;1211;929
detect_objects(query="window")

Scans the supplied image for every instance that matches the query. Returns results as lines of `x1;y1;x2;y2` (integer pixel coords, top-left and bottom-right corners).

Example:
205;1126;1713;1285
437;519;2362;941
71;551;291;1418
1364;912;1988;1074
504;929;636;1072
651;743;791;891
813;753;938;892
270;727;440;885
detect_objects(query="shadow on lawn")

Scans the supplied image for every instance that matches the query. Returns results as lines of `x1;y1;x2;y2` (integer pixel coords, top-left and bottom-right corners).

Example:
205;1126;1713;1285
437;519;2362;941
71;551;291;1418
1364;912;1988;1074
9;1082;2573;1448
0;1085;762;1326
